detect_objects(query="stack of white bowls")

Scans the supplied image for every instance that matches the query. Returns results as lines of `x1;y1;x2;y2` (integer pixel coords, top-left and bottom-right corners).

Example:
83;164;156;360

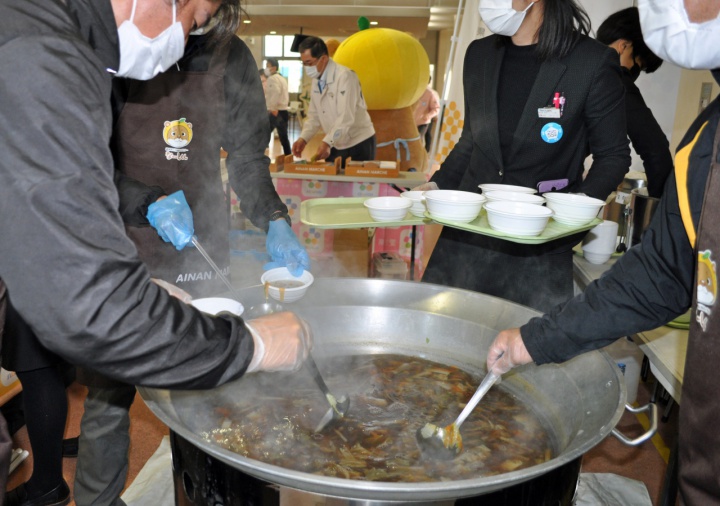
485;201;553;236
423;190;486;223
478;183;536;194
484;191;546;206
363;196;412;222
543;193;605;226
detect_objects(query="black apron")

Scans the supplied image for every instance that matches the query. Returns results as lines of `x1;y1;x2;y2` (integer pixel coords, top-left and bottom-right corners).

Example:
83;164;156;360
679;124;720;505
115;44;231;299
79;46;233;388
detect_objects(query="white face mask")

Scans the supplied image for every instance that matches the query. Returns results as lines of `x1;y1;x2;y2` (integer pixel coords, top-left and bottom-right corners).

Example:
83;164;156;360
264;68;272;77
639;0;720;70
479;0;535;37
116;0;185;80
305;65;320;79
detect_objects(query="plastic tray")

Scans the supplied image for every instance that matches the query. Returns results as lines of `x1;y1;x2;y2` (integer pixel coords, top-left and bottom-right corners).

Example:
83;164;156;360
300;198;429;229
427;212;603;244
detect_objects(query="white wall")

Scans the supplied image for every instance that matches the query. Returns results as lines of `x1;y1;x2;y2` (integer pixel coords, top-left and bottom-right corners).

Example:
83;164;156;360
671;70;720;149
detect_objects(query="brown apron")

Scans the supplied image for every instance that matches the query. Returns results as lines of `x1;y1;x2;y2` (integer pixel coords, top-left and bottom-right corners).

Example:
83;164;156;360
679;122;720;505
115;44;231;298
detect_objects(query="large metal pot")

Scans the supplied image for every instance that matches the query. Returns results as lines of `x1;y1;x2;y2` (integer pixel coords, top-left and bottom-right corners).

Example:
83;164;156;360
139;279;653;504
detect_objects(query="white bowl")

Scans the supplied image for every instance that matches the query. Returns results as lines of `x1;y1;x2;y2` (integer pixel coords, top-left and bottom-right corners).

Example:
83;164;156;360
484;191;546;205
190;297;244;316
363;196;411;222
485;201;553;236
400;191;427;218
582;249;611;265
543;193;605;226
423;190;486;223
260;267;314;303
478;183;536;194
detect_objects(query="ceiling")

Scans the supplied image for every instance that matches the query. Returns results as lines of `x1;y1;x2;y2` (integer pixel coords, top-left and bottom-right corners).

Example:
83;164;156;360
239;0;460;38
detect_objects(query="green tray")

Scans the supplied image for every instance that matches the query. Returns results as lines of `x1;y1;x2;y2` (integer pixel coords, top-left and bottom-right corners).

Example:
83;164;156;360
300;197;429;229
427;212;603;245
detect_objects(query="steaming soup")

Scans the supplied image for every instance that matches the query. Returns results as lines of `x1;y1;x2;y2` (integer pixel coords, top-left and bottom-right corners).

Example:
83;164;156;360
202;354;553;482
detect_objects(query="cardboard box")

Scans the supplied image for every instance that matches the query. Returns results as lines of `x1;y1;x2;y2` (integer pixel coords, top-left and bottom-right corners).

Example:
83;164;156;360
281;156;341;176
269;155;284;173
344;158;399;178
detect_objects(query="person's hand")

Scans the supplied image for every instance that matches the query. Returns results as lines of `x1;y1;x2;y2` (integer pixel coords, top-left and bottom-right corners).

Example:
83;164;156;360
244;312;313;373
264;220;311;277
271;110;279;117
314;142;331;162
486;328;534;375
412;181;439;192
151;278;192;304
292;138;307;158
146;190;194;251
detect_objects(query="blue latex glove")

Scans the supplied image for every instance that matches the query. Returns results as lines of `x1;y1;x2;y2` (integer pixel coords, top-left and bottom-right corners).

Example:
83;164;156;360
264;220;310;277
146;190;194;251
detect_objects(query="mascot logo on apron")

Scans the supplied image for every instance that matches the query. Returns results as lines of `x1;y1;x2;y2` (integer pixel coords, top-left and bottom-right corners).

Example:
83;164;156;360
696;250;717;331
163;118;193;160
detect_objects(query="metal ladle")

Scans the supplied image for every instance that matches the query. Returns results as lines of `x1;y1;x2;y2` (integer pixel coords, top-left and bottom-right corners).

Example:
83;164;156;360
306;354;350;432
416;369;500;459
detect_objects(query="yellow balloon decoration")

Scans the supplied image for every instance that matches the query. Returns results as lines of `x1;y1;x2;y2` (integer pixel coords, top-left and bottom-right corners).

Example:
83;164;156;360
325;38;340;58
334;28;429;111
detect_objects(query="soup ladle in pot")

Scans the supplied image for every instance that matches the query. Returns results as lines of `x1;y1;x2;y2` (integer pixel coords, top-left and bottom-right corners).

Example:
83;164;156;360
306;354;350;432
416;368;500;459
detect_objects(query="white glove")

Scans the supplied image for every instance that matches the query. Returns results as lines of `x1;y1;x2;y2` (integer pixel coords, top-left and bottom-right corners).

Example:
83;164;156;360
151;278;192;304
412;181;439;192
244;311;313;373
486;328;534;375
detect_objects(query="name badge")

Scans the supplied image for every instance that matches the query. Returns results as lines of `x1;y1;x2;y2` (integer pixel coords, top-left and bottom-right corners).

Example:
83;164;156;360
538;107;561;119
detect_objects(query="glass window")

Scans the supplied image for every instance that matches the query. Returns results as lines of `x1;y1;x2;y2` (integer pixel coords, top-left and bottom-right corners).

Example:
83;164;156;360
280;60;304;94
284;36;299;57
264;35;283;57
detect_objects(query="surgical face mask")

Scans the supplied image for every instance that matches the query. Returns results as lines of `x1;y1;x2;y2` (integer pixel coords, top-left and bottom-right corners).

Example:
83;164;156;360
639;0;720;70
305;65;320;79
629;62;642;82
116;0;185;80
479;0;535;37
264;68;272;77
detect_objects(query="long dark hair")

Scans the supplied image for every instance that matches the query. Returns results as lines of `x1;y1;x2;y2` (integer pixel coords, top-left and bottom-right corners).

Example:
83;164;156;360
499;0;591;61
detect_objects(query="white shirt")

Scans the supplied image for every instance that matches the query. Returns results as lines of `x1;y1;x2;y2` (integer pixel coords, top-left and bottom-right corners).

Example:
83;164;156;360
265;72;288;111
300;59;375;150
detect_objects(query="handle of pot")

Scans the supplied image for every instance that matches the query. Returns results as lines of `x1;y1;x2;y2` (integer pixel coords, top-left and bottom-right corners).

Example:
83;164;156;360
611;403;657;446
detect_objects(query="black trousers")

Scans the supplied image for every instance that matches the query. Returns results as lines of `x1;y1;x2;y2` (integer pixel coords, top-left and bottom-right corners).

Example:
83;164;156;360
268;110;291;155
329;134;377;167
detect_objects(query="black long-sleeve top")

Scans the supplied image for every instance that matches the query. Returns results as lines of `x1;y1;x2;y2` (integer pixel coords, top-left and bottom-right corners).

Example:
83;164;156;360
622;69;674;198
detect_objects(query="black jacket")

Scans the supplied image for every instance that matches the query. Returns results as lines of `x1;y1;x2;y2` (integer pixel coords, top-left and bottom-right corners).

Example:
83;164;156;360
431;34;630;200
521;99;719;363
622;69;674;198
0;0;254;389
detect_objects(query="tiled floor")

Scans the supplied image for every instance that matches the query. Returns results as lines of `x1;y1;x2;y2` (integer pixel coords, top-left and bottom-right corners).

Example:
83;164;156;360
4;132;678;505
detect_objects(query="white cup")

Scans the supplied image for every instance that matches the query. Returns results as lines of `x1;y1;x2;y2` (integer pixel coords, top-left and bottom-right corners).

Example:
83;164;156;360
582;220;619;264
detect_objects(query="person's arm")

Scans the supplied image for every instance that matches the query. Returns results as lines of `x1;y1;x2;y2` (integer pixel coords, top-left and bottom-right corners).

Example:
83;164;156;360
625;84;674;198
521;171;694;365
222;40;288;232
429;50;474;191
0;35;258;389
113;171;165;226
577;49;632;200
320;70;360;148
298;83;321;143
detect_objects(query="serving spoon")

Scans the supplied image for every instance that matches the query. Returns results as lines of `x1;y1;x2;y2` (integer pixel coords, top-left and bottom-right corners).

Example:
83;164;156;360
416;368;501;459
306;354;350;432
